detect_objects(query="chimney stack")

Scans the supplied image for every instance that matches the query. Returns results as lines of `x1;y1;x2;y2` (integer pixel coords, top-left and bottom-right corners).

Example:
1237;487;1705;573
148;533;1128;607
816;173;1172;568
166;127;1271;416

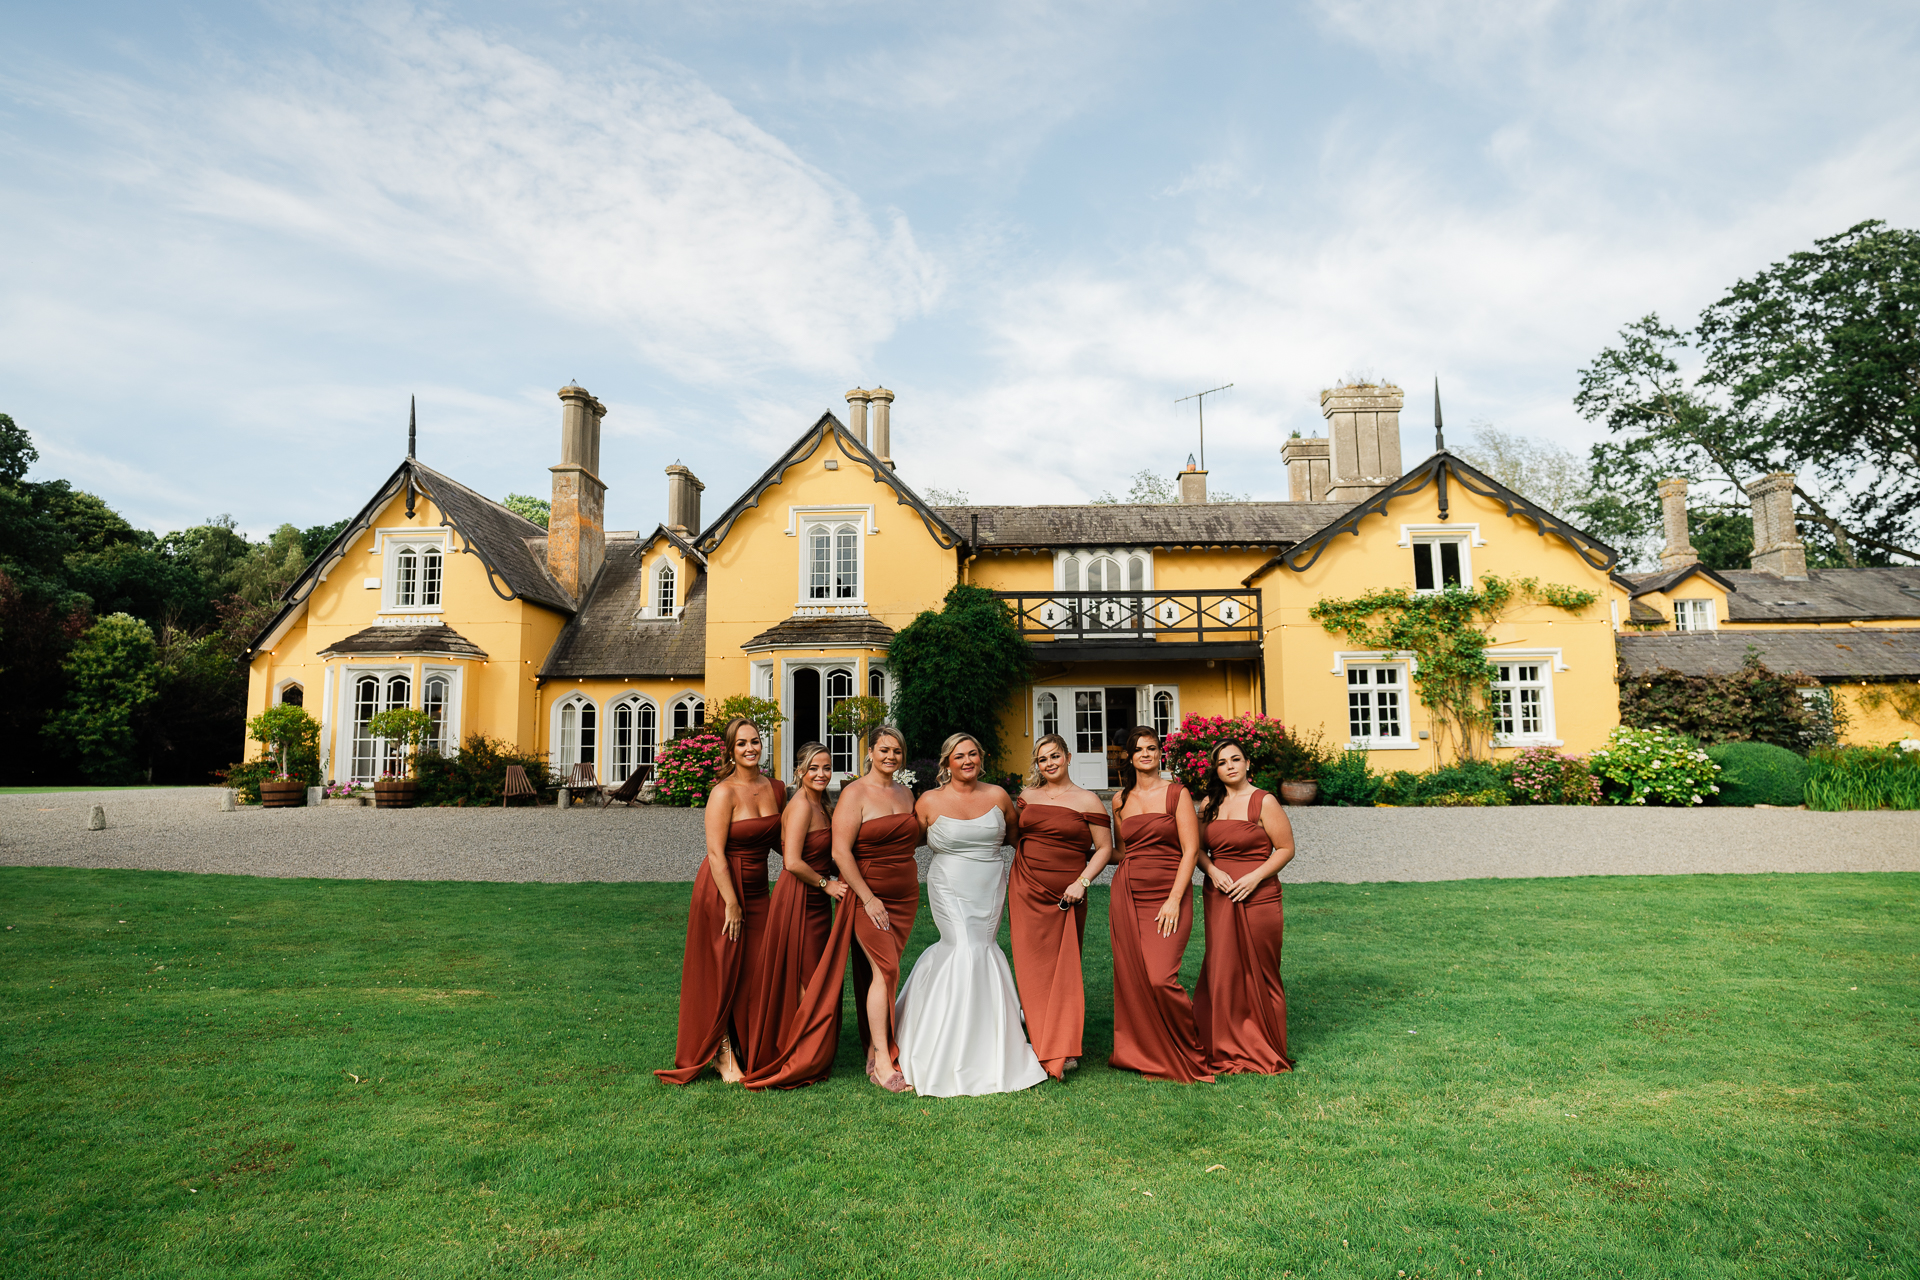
1320;383;1404;502
1745;471;1808;578
665;464;705;537
869;386;895;468
548;384;608;600
1281;435;1330;502
1656;477;1698;570
845;388;872;445
1178;454;1208;504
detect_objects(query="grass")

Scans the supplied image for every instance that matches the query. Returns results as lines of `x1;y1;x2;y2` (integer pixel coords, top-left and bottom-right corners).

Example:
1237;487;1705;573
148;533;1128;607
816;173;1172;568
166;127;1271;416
1807;746;1920;811
2;867;1916;1279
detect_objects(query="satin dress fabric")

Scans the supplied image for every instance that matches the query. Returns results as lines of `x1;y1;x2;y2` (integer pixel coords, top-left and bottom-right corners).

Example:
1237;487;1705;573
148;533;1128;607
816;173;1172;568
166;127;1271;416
1108;782;1214;1083
1009;800;1111;1079
655;780;786;1085
845;811;924;1067
1194;790;1294;1075
894;810;1048;1097
741;826;835;1071
738;810;919;1090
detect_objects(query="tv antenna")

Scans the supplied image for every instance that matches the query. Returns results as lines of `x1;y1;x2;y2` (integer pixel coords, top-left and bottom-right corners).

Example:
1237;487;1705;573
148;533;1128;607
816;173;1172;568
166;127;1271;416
1174;383;1233;469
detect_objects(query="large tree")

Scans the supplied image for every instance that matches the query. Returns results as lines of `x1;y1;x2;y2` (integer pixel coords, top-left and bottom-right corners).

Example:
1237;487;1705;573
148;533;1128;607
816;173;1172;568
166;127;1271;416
1575;220;1920;567
887;584;1030;768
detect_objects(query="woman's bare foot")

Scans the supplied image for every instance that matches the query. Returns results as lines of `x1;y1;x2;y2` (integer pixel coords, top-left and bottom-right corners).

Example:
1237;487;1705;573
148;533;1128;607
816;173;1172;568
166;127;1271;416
716;1036;744;1084
1065;1058;1080;1072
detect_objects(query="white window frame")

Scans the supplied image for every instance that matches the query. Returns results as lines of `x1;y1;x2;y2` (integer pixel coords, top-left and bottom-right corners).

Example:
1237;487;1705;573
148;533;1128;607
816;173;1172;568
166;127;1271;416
374;530;447;615
551;693;599;774
606;693;658;782
1343;662;1413;749
1408;535;1473;595
420;666;460;755
654;559;678;618
1673;598;1716;631
1053;547;1154;592
789;506;875;610
339;665;416;783
866;663;888;703
669;692;706;741
1151;688;1177;738
1489;662;1553;747
1486;647;1567;748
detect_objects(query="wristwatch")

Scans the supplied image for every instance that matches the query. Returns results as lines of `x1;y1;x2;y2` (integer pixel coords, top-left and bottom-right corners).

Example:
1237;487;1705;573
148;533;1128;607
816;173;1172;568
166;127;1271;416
1074;877;1092;890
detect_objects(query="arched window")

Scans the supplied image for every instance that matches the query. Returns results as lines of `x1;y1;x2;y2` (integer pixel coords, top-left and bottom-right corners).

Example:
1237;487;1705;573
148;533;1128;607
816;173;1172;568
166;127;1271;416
422;674;451;754
1061;557;1080;591
672;695;705;739
1128;556;1146;590
1087;557;1120;591
1037;691;1060;737
609;697;658;781
391;544;443;609
825;668;855;774
382;675;411;773
656;562;676;617
868;666;887;701
557;696;597;769
1153;690;1175;738
279;684;303;707
806;523;860;599
351;675;381;782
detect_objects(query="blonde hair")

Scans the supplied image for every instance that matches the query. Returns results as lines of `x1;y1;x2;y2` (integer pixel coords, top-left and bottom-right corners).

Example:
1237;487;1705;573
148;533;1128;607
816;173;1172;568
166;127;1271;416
862;724;906;776
1024;732;1072;790
935;733;983;786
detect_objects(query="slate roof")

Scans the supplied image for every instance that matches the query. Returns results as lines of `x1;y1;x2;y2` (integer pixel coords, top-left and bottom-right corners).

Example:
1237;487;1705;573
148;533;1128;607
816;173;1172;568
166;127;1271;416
742;614;897;651
540;538;707;679
1717;568;1920;624
1627;599;1666;625
319;624;489;660
1621;564;1739;598
934;502;1353;550
1616;629;1920;682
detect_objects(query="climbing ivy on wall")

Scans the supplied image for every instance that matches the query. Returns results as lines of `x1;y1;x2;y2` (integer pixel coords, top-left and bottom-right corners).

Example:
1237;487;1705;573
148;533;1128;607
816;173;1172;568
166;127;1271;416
1310;575;1600;762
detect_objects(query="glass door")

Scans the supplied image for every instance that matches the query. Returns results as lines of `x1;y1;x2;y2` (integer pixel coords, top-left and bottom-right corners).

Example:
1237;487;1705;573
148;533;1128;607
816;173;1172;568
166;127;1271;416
1069;689;1107;789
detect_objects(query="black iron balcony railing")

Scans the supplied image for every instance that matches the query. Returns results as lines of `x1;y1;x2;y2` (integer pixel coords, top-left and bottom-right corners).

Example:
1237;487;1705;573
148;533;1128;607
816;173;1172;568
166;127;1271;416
992;589;1263;654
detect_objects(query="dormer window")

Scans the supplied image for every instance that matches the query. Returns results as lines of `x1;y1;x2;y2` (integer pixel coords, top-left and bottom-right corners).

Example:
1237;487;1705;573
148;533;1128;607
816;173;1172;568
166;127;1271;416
656;561;677;617
1411;536;1467;593
1673;599;1715;631
384;537;445;612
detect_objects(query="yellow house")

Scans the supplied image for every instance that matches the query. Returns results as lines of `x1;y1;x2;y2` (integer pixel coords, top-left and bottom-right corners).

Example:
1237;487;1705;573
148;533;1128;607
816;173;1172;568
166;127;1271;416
243;381;1920;787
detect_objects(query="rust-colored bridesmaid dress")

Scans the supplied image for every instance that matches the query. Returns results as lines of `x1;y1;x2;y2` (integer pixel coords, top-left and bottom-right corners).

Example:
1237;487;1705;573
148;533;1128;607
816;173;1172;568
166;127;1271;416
1009;800;1111;1079
1194;790;1293;1075
1108;783;1214;1083
742;827;835;1064
740;810;920;1090
655;780;785;1085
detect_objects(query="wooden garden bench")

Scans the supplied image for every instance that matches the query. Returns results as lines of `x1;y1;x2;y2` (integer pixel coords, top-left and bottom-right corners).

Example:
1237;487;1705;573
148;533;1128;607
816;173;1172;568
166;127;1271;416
502;765;538;807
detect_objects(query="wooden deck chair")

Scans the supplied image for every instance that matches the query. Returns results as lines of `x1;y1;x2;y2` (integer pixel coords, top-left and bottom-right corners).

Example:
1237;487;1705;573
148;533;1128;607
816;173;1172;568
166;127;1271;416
565;762;603;806
502;765;538;807
600;764;652;808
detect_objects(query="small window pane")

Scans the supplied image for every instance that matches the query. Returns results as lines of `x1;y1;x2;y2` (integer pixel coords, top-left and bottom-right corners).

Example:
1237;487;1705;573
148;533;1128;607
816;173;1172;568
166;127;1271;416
1073;690;1104;756
639;702;657;764
808;527;830;599
1413;543;1435;592
1062;557;1080;591
1129;556;1145;590
834;526;858;599
395;549;418;607
1152;690;1173;737
1038;692;1059;737
421;549;442;606
657;564;676;616
1439;541;1462;587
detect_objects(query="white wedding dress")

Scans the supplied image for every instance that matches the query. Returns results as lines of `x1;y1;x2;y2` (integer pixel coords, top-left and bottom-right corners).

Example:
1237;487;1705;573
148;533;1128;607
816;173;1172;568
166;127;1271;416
893;809;1049;1097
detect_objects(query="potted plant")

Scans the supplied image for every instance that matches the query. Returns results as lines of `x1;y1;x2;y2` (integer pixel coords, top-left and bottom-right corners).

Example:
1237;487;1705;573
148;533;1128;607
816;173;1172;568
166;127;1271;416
244;704;321;808
366;708;437;808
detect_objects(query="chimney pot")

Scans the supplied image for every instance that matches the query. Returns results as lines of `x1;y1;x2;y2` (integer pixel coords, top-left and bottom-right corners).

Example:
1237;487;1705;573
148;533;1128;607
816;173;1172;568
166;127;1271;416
1178;466;1208;504
1281;436;1331;502
1319;383;1404;502
1745;471;1808;578
844;388;872;446
1656;477;1698;570
869;387;895;468
549;384;608;600
665;464;705;537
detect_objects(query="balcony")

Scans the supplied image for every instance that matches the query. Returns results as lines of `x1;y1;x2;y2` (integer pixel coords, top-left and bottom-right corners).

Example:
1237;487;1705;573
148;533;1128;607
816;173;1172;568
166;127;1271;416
992;589;1264;663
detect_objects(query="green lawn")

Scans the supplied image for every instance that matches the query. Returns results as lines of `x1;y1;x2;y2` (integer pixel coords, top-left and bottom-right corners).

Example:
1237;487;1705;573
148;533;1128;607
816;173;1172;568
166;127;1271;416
1;867;1914;1279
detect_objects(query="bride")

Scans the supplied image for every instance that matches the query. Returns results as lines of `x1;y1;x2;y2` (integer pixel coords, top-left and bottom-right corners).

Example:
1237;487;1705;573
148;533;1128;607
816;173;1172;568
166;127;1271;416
894;733;1049;1097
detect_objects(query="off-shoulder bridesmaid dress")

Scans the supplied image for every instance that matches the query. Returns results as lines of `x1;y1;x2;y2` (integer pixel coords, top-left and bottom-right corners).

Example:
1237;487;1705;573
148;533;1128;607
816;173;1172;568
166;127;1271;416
1009;799;1111;1079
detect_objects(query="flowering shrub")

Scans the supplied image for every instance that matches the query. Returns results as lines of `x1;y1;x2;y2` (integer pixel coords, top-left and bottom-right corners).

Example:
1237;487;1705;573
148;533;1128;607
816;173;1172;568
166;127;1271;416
1588;727;1719;806
1162;713;1325;792
321;780;359;799
1508;747;1601;805
655;732;728;807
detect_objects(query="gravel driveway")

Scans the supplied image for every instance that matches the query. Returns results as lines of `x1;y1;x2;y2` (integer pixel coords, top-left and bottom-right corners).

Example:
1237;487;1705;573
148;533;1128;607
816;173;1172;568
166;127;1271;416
4;788;1917;884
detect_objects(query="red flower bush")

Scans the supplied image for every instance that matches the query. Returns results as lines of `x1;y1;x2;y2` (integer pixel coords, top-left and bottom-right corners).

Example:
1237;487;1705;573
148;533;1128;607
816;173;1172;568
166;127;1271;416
1160;713;1327;793
655;732;728;807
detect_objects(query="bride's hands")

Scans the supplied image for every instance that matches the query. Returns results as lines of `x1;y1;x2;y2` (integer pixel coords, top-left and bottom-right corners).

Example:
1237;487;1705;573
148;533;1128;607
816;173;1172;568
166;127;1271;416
862;895;891;932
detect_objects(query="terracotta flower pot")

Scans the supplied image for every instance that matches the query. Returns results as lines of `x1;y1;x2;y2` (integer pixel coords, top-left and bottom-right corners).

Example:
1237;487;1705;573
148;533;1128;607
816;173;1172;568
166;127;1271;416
1279;780;1319;806
259;780;306;808
374;779;418;809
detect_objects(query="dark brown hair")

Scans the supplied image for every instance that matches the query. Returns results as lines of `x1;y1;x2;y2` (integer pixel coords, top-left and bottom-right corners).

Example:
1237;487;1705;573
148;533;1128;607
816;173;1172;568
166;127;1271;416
712;716;761;784
1197;738;1251;825
1113;725;1163;815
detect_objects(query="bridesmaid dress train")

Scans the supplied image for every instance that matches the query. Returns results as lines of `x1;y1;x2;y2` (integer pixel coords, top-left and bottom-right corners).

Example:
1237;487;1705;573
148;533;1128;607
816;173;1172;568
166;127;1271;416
656;780;786;1084
1009;800;1111;1079
1194;790;1293;1075
894;810;1047;1097
742;826;836;1068
1108;783;1214;1083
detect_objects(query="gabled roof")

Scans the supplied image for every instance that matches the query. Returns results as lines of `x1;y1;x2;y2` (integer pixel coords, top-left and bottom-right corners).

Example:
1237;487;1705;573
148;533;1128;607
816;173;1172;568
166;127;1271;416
1617;628;1920;682
1247;451;1619;582
935;501;1353;550
637;523;708;568
540;538;707;680
696;412;963;554
1622;563;1740;598
319;623;488;660
243;457;574;659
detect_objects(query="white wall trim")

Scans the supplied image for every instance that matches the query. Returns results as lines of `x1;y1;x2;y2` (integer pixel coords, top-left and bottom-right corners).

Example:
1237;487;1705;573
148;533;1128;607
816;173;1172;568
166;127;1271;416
1329;649;1420;675
784;504;879;535
1398;522;1486;547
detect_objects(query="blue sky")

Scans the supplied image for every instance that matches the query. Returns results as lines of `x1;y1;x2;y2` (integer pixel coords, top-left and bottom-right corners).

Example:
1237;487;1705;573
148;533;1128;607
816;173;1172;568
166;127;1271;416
4;1;1918;538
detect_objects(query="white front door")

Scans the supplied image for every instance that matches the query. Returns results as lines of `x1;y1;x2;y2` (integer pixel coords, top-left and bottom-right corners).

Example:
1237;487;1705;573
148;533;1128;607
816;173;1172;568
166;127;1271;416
1067;688;1108;789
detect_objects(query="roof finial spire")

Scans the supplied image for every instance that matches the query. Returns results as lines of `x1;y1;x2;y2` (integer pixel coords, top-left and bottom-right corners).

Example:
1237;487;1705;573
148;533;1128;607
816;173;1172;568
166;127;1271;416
1432;376;1445;453
408;394;417;460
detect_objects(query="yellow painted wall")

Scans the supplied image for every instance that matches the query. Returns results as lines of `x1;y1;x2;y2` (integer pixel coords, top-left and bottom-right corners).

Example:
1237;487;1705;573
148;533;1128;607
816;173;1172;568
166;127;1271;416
1833;682;1920;745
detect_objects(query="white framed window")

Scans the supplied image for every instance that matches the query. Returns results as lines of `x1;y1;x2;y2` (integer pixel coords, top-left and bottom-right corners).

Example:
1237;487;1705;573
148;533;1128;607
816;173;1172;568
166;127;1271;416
802;520;861;603
867;665;887;702
383;536;445;613
1053;548;1152;591
1036;691;1060;737
422;672;452;755
609;695;658;781
825;668;856;774
1491;662;1553;744
1346;665;1408;745
671;694;705;740
1673;599;1715;631
348;670;413;782
1152;689;1175;738
1410;536;1470;594
655;561;677;617
553;694;597;773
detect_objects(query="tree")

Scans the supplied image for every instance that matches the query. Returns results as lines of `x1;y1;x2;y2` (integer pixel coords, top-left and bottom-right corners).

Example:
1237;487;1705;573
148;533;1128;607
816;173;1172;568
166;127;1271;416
1454;424;1590;520
713;694;785;745
887;584;1030;766
43;613;160;783
826;696;891;750
503;493;550;528
1090;468;1246;504
0;413;33;486
1576;221;1920;567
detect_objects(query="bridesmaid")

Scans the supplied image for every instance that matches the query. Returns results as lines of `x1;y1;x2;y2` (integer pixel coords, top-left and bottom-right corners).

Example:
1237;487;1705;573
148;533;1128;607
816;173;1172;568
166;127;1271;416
1108;726;1213;1083
832;726;923;1092
1193;739;1296;1075
1009;732;1114;1079
741;742;847;1068
655;717;786;1085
